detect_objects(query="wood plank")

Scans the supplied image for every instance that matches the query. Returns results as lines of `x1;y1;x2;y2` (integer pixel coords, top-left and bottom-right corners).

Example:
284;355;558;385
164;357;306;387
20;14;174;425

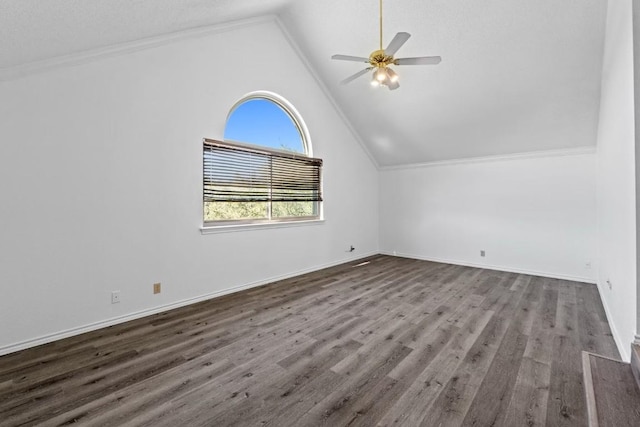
458;324;528;426
524;280;558;365
546;334;587;426
503;357;552;427
582;351;599;427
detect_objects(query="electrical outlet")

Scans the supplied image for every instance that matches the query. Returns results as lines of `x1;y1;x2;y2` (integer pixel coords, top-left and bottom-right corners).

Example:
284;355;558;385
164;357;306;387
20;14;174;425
111;291;121;304
153;283;161;294
393;250;397;256
480;250;486;257
606;279;612;290
585;262;592;270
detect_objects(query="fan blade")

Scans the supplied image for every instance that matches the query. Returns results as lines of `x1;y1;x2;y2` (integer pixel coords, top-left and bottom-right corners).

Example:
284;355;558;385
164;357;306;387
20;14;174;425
385;32;411;56
388;81;400;91
395;56;442;66
340;67;374;85
331;54;370;63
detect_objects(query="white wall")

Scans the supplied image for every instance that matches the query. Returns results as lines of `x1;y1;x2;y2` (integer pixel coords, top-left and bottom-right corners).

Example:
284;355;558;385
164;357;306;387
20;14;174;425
596;0;636;361
379;152;597;282
0;18;379;354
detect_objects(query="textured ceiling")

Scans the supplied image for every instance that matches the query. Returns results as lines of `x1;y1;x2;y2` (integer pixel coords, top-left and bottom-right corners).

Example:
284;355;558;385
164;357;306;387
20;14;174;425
0;0;608;166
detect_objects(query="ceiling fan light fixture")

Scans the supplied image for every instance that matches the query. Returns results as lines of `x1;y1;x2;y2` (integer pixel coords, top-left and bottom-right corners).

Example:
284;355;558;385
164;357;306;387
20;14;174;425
375;68;388;83
370;75;381;87
386;67;399;83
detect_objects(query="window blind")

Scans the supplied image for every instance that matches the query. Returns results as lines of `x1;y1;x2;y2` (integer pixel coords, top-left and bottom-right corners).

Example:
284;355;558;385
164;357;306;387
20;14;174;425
203;139;323;203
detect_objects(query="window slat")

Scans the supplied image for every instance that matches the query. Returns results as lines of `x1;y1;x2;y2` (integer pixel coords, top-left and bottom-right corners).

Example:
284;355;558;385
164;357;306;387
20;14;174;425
203;139;323;203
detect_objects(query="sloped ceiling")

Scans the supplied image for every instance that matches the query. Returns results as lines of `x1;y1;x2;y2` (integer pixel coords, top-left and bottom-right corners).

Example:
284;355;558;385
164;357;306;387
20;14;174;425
0;0;607;166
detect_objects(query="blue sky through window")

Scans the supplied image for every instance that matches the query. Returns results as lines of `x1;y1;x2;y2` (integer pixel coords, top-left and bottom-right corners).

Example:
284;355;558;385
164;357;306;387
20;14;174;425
224;98;304;153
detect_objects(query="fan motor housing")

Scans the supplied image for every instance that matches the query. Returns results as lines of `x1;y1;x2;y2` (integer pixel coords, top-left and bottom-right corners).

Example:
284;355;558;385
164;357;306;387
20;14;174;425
369;49;395;67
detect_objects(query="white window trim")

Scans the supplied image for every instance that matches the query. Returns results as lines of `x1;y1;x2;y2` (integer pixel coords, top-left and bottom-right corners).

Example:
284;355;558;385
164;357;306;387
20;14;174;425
200;218;325;235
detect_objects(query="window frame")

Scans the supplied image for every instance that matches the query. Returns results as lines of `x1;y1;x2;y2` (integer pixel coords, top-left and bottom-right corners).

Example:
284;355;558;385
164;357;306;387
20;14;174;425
202;92;323;230
225;91;314;157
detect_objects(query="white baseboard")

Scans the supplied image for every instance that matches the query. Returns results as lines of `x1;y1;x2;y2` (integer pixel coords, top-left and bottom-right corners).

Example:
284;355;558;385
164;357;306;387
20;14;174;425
380;251;596;284
0;252;377;357
596;281;631;362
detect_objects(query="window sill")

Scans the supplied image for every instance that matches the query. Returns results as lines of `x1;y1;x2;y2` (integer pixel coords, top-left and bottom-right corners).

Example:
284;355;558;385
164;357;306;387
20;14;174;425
200;219;325;235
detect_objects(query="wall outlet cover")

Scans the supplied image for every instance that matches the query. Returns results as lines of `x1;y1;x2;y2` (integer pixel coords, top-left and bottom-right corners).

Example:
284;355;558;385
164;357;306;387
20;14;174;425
111;291;121;304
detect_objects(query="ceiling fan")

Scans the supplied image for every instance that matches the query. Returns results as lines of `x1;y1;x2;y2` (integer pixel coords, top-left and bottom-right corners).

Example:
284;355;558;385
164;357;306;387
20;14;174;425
331;0;441;90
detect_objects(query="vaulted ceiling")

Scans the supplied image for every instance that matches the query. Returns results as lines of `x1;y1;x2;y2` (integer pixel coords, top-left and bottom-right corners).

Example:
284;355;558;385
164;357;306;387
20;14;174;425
0;0;608;166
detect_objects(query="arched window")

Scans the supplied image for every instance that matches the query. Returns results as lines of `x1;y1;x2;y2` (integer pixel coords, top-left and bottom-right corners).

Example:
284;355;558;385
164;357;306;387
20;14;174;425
203;92;322;225
225;97;307;154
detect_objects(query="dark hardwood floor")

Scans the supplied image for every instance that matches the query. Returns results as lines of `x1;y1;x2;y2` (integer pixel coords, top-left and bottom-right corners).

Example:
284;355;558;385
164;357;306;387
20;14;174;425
0;255;619;426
